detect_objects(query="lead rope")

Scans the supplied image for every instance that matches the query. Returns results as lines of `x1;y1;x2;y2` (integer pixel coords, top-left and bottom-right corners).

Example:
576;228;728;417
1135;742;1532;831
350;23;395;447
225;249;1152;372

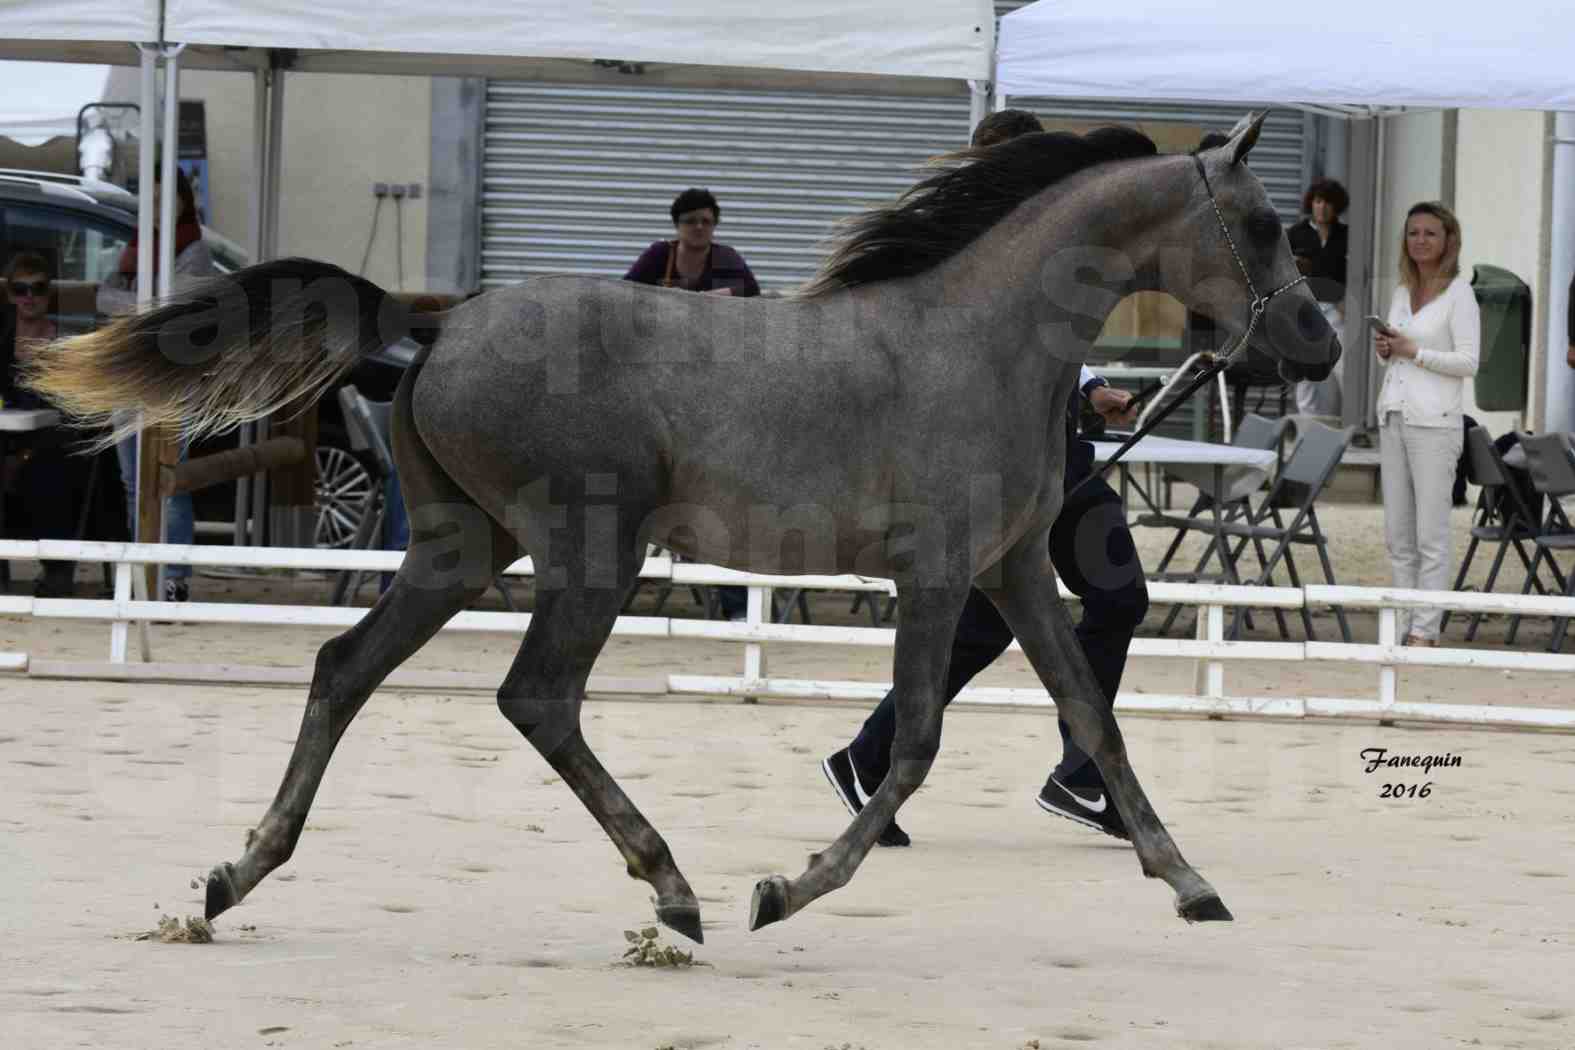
1066;155;1307;500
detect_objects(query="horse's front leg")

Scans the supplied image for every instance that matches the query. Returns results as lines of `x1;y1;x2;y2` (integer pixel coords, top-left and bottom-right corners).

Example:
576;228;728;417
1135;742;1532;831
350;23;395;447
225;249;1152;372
984;531;1232;923
750;577;970;930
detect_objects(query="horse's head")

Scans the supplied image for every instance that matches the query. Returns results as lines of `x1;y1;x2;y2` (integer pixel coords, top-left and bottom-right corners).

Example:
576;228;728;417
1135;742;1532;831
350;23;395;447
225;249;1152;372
1178;113;1341;384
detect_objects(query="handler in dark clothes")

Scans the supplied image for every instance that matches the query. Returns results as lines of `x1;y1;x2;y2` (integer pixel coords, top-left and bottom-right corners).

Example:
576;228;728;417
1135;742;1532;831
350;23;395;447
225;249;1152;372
821;110;1149;846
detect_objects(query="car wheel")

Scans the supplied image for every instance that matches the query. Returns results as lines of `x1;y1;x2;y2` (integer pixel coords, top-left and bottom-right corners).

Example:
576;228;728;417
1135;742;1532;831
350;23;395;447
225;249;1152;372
314;428;377;549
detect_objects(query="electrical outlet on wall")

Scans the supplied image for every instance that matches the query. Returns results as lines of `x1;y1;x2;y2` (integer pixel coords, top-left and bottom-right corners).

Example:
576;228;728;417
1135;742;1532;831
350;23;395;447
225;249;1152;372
390;183;407;199
406;182;422;200
373;181;389;197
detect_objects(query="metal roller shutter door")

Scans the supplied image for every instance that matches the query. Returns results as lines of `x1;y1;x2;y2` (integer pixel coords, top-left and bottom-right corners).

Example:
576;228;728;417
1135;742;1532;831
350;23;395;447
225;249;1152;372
481;83;971;292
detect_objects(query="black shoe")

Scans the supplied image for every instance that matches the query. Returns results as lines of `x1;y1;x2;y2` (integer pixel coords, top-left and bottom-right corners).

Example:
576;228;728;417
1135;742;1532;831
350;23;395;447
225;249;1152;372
820;747;910;847
163;580;189;603
1036;774;1130;841
32;574;74;599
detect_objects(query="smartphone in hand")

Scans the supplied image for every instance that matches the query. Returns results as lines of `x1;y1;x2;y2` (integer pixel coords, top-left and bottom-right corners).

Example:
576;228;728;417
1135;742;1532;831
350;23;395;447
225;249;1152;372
1366;314;1397;337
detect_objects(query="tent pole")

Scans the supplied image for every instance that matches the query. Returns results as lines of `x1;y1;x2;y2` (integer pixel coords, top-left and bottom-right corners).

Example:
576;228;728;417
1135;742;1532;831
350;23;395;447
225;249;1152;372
968;80;987;129
130;43;159;603
1541;111;1575;433
158;52;180;298
152;46;184;597
236;64;270;547
1340;116;1379;431
249;60;288;547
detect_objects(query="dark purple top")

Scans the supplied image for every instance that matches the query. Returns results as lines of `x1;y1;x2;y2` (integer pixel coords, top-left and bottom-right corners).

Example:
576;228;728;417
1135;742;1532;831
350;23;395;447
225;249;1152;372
623;240;760;297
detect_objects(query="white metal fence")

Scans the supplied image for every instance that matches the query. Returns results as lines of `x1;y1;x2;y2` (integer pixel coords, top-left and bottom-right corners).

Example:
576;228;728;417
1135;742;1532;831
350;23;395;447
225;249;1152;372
3;539;1573;731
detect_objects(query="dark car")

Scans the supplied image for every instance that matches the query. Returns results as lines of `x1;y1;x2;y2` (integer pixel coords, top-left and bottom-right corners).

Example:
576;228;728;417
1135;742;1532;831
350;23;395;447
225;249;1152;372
0;168;409;547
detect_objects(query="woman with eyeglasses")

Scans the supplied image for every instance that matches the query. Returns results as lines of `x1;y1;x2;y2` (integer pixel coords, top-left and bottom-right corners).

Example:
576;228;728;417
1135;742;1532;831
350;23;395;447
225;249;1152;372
624;188;760;298
2;251;97;596
96;164;215;603
624;187;760;620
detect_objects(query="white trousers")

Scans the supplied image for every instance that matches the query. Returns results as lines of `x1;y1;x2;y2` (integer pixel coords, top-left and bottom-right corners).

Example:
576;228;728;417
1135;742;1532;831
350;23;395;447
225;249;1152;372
1379;412;1462;639
1294;302;1344;417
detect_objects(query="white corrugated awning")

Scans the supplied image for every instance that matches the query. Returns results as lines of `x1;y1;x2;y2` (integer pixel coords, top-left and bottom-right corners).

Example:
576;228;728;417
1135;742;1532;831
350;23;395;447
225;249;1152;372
997;0;1575;112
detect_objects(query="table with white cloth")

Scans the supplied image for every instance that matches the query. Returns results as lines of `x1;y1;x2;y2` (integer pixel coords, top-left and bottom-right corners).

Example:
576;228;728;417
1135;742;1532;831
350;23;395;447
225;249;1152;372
1090;433;1276;516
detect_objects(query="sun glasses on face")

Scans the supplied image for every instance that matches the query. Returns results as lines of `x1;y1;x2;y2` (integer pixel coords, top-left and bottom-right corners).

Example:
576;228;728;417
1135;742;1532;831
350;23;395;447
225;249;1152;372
8;279;49;298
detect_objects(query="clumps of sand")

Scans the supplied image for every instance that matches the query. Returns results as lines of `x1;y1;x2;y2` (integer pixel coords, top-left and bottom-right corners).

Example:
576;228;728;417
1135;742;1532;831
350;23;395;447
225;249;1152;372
622;926;699;968
137;914;214;944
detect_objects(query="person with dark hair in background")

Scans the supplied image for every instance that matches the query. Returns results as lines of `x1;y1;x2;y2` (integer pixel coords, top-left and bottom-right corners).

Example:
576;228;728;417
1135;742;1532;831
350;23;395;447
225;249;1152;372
97;164;215;602
1;251;97;595
625;188;760;619
820;110;1149;847
1287;178;1350;417
624;188;760;298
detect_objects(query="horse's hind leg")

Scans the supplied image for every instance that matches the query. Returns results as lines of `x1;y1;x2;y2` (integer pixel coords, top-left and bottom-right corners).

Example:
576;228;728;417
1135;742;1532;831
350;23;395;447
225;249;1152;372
495;525;703;943
205;386;520;920
986;531;1231;923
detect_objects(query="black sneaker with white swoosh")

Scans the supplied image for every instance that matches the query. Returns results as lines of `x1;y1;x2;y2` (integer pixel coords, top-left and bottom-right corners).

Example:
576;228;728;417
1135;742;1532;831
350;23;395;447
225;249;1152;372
1036;774;1130;841
820;747;910;847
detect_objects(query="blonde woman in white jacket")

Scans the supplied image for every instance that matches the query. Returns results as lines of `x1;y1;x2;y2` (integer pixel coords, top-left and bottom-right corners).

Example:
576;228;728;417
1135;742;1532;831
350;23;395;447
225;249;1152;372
1373;201;1479;646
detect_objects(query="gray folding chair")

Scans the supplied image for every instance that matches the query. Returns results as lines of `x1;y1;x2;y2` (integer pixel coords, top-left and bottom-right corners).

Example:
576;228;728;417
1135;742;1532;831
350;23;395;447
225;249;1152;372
1183;418;1354;642
1442;426;1555;639
1143;413;1288;576
330;385;517;610
1136;413;1289;636
1506;433;1575;651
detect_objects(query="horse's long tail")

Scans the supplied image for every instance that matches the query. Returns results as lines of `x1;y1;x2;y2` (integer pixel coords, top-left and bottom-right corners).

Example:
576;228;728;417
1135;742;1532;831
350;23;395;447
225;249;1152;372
22;257;439;450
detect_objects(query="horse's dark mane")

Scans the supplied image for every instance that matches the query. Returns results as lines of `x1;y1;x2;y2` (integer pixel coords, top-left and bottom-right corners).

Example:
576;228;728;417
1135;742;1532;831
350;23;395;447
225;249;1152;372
799;126;1159;298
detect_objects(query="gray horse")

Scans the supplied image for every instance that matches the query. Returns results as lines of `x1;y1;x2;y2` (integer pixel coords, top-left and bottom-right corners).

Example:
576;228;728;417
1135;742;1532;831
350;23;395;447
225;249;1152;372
29;113;1337;944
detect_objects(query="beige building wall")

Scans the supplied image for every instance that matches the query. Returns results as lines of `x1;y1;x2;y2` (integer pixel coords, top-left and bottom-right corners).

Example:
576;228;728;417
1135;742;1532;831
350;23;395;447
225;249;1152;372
277;73;432;293
1369;110;1526;432
105;68;434;292
1453;109;1546;434
1374;112;1447;316
1369;109;1553;434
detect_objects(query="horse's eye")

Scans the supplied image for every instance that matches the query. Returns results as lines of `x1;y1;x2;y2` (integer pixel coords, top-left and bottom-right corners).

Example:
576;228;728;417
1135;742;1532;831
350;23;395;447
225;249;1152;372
1249;217;1280;241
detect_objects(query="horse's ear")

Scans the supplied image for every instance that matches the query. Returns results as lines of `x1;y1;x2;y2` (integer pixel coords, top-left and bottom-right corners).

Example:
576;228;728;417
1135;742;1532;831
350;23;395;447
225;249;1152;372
1225;112;1267;165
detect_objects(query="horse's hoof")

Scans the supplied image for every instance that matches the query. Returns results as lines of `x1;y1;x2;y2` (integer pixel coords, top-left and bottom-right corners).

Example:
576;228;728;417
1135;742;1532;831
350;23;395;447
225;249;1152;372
1177;892;1234;923
205;863;240;921
657;902;704;944
748;876;790;932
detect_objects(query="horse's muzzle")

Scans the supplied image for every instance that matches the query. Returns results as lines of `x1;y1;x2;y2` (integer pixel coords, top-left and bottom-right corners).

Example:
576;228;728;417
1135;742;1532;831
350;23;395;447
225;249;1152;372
1279;332;1340;383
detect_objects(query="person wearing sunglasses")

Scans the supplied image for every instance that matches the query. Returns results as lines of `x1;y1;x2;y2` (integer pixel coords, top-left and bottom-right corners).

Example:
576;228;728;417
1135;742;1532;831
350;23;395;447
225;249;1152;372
624;187;760;620
1;251;98;597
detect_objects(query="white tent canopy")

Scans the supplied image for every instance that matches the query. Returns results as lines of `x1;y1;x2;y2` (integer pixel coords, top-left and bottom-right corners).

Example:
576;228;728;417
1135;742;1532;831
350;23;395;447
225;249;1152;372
0;0;155;48
997;0;1575;112
166;1;995;83
0;1;995;87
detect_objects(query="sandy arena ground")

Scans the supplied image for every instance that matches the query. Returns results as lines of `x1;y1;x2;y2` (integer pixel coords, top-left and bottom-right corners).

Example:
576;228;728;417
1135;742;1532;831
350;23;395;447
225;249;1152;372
3;504;1573;1048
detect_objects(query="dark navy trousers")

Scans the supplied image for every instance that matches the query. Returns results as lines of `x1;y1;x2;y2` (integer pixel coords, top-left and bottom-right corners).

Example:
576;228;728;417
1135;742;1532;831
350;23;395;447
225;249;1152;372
847;443;1149;790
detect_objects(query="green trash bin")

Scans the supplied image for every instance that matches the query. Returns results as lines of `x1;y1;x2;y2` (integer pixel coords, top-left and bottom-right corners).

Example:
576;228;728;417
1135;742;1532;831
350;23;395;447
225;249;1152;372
1472;264;1531;412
